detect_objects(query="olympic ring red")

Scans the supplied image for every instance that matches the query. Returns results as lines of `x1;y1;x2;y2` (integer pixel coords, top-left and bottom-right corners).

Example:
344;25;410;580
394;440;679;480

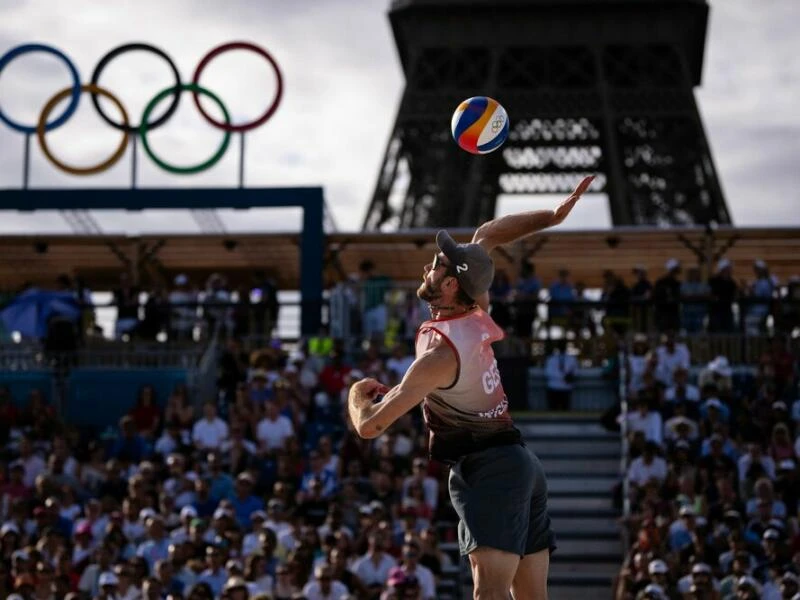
191;41;283;133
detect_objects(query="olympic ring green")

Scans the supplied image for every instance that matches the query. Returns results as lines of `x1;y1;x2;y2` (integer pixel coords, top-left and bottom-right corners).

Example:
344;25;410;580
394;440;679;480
139;83;231;174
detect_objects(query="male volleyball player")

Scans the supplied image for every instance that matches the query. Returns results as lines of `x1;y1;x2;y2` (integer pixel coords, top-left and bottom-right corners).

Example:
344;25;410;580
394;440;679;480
348;175;594;599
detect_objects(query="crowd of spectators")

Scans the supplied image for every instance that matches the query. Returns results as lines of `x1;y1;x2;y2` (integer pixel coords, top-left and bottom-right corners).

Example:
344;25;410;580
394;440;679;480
486;258;800;340
0;334;459;600
614;328;800;599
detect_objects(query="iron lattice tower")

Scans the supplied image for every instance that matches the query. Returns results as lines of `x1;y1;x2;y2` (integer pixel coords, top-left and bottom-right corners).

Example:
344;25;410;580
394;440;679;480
363;0;731;230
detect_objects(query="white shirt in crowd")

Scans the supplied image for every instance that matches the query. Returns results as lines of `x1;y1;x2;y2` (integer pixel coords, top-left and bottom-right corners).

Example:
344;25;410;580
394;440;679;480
401;476;439;511
627;355;649;395
301;579;349;600
256;415;294;451
623;411;663;446
386;355;414;378
654;343;691;386
405;564;437;600
376;434;414;458
544;352;579;391
664;384;700;403
247;575;274;596
352;552;397;587
118;585;142;600
192;417;229;450
627;455;668;487
737;453;776;483
21;454;46;488
154;433;179;457
168;289;196;332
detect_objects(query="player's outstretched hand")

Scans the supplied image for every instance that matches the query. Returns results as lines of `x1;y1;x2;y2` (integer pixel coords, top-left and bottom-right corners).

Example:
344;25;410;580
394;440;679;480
551;175;595;226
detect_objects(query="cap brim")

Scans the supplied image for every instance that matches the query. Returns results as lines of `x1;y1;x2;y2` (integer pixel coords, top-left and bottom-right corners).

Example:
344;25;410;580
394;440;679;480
436;230;459;260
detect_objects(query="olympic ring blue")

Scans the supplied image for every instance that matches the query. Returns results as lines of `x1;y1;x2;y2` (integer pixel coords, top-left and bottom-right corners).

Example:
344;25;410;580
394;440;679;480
0;43;81;134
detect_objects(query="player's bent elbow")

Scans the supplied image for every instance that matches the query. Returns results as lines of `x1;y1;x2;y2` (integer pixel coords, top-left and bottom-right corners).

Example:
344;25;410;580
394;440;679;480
355;420;383;440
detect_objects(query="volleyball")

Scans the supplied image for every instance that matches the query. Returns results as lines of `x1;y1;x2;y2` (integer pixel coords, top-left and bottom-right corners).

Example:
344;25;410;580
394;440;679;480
451;96;509;155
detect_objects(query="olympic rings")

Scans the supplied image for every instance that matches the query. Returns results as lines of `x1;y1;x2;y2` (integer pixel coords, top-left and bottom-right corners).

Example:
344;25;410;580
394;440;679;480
0;41;283;177
0;44;81;134
140;83;231;175
90;43;182;133
37;84;130;175
192;41;283;133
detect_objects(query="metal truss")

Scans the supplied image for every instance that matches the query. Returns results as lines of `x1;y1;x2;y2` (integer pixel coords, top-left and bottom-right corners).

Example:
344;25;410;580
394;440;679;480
364;1;730;230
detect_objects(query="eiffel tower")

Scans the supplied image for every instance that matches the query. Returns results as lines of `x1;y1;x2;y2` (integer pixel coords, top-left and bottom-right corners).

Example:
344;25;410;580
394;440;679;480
363;0;731;230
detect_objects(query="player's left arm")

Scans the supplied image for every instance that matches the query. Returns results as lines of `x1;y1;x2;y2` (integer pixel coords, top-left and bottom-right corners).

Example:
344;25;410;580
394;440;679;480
348;344;457;439
470;175;595;254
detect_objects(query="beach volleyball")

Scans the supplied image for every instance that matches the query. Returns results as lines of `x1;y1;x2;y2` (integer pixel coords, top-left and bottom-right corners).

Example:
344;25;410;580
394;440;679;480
451;96;509;155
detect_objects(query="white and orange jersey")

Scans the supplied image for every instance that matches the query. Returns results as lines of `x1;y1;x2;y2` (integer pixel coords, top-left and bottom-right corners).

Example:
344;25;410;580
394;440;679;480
415;308;519;461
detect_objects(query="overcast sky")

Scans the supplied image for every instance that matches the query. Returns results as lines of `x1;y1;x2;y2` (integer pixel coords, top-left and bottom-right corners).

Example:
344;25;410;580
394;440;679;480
0;0;798;234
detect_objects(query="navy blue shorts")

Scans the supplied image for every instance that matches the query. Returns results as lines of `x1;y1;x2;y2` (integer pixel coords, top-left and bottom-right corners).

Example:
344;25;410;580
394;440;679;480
449;443;555;557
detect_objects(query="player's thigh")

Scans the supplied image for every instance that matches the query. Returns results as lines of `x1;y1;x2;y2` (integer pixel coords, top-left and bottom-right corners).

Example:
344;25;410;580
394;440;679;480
469;546;520;598
510;548;549;600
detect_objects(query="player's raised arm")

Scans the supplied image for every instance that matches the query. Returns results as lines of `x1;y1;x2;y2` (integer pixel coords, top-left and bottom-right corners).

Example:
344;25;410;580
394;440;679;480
471;175;595;253
348;344;457;439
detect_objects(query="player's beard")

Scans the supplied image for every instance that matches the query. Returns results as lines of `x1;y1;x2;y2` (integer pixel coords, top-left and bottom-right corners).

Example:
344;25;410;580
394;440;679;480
417;277;442;303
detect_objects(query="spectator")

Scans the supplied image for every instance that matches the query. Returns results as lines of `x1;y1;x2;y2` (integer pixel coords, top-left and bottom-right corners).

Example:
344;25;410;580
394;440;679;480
255;401;294;455
544;339;578;411
359;260;392;341
759;335;796;398
628;442;668;489
243;552;274;596
353;531;396;594
602;270;631;334
198;546;228;598
110;416;149;464
547;268;576;320
623;398;663;446
698;356;734;397
769;423;795;462
654;332;691;388
708;258;738;332
130;385;161;439
164;384;195;434
652;258;682;332
512;262;541;339
137;515;170;571
627;334;651;398
401;458;438;513
487;269;513;330
114;272;140;340
385;344;414;380
318;351;352;399
302;562;349;600
203;273;232;336
169;274;197;341
300;452;338;499
206;452;235;504
664;367;701;410
389;539;436;600
744;259;777;334
680;266;711;333
738;443;776;489
230;473;263;529
192;402;229;452
630;265;653;332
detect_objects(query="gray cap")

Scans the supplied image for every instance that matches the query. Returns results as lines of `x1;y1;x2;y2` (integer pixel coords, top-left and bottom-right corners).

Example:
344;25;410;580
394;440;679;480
436;230;494;300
